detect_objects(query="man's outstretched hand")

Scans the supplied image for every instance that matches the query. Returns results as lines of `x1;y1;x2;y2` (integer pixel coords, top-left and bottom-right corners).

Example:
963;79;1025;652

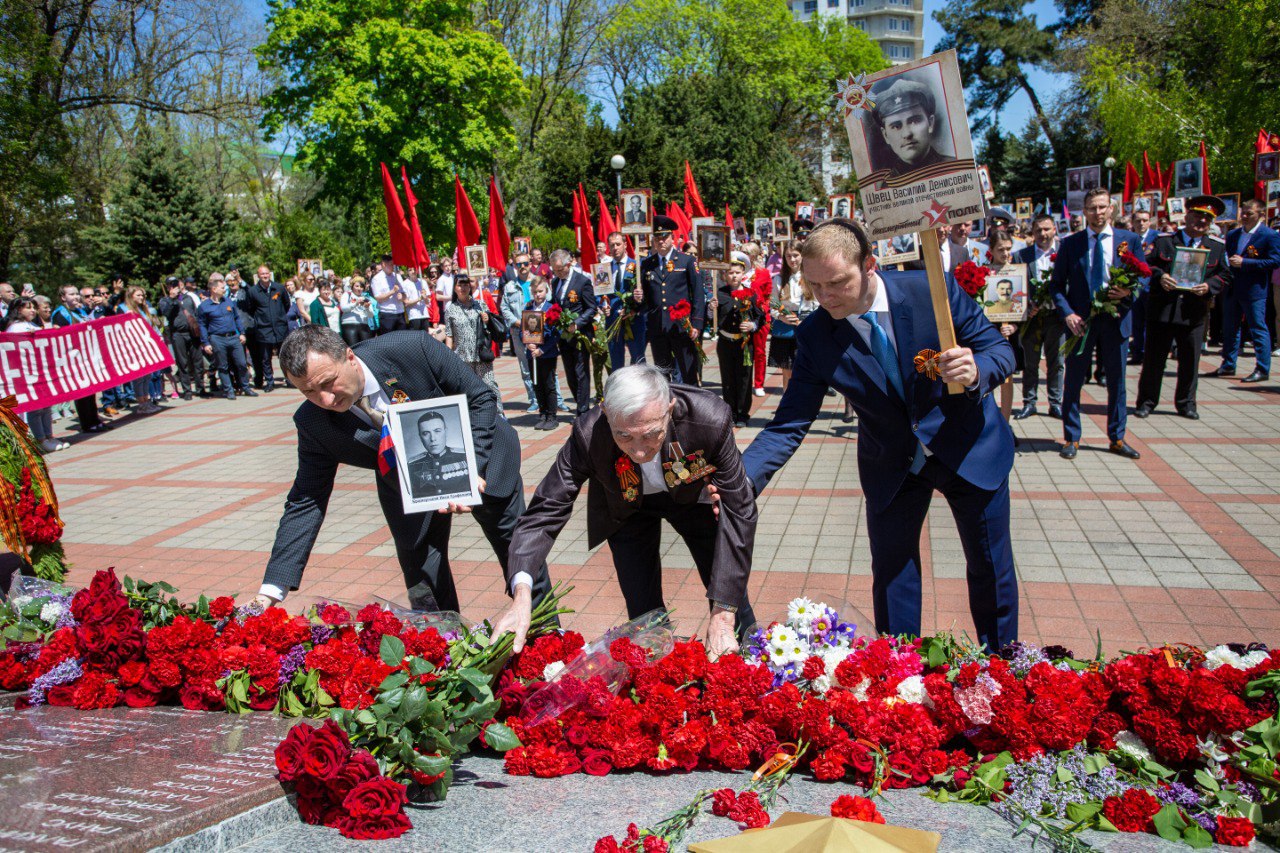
706;608;737;659
492;584;533;653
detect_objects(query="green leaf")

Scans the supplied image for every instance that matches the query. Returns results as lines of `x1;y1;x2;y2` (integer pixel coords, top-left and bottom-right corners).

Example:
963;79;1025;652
458;667;490;688
481;722;521;752
1081;754;1110;775
1182;823;1213;849
355;709;377;726
1151;804;1187;841
1065;801;1102;824
1194;768;1220;791
400;685;428;721
1054;766;1074;784
415;753;450;775
409;657;436;677
379;671;409;692
379;634;406;667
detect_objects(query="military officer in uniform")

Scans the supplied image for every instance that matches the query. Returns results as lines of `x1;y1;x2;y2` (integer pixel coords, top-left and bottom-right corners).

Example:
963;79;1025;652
634;215;706;385
869;79;954;179
407;411;471;498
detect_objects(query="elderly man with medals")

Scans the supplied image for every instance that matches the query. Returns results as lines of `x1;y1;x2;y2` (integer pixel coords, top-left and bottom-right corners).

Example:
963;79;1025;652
493;364;758;656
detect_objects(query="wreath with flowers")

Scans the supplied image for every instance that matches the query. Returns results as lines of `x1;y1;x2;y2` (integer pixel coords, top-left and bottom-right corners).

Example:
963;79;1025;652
0;398;67;581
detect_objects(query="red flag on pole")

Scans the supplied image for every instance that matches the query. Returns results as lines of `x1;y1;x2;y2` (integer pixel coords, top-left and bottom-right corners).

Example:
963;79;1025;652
667;202;692;247
683;161;710;218
399;166;431;270
725;203;735;233
575;184;598;268
380;163;415;266
1122;162;1139;204
597;190;617;242
454;176;482;269
1141;151;1157;192
1255;129;1279;201
1199;140;1212;195
1163;162;1174;196
1154;161;1166;195
487;176;511;271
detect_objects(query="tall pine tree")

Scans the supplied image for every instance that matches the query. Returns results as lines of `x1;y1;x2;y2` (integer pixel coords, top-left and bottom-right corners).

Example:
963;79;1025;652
91;134;238;287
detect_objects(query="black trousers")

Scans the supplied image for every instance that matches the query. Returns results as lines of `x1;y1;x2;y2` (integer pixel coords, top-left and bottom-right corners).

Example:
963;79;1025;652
378;311;407;334
650;331;701;387
606;494;755;634
376;478;553;614
560;338;591;413
74;395;100;431
209;333;250;395
532;356;557;417
171;332;203;393
341;323;374;347
407;317;429;332
256;339;282;387
716;338;752;422
1137;319;1207;413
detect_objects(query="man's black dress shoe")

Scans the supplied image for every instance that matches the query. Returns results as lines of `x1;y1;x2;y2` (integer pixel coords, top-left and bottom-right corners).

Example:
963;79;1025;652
1208;366;1236;377
1241;369;1269;383
1132;403;1153;419
1012;404;1037;420
1109;440;1141;459
1048;404;1062;419
1178;408;1199;420
1060;442;1078;460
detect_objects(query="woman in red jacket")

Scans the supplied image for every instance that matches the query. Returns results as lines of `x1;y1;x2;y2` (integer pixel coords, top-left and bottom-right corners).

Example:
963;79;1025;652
744;242;772;395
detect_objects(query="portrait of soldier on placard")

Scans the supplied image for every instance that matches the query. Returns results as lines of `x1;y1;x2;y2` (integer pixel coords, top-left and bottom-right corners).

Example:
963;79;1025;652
863;72;956;179
387;397;482;514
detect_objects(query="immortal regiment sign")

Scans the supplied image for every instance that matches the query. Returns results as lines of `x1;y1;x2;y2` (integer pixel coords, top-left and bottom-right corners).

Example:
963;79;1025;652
0;316;172;414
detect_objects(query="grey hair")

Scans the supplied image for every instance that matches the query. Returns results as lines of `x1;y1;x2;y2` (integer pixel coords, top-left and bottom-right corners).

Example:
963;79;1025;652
602;364;672;421
548;248;572;267
33;295;51;307
279;324;350;379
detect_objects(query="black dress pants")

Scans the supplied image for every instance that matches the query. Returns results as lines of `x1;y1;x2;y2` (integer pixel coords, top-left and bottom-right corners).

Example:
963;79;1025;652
716;338;752;422
560;338;592;413
606;494;755;634
376;477;553;614
1137;319;1207;413
378;312;407;334
650;331;701;387
172;332;203;393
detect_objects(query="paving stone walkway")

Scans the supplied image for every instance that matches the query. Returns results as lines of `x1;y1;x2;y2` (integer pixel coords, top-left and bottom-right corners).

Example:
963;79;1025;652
46;339;1280;654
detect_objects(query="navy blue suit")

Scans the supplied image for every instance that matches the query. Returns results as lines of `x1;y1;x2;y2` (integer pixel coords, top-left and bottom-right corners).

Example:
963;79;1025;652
552;270;599;413
1221;223;1280;375
1051;227;1144;444
743;271;1018;649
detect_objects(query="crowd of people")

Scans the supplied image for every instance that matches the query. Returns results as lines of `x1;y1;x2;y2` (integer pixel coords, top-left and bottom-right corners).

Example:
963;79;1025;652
2;189;1278;462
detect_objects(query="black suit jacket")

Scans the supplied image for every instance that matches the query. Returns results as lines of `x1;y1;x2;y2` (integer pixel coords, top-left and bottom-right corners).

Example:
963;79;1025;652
1145;233;1228;327
262;332;521;592
506;386;756;606
639;249;706;334
242;281;290;344
550;270;598;332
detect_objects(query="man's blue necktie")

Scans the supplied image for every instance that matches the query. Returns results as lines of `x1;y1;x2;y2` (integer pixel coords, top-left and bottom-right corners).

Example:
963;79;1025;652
1089;232;1106;292
864;312;904;400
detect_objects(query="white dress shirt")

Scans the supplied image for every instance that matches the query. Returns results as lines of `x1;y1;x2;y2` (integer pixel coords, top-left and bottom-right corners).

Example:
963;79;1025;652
1033;243;1057;276
370;270;403;313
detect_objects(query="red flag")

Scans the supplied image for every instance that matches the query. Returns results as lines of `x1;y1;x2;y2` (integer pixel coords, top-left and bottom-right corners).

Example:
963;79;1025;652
399;166;431;270
683;161;710;218
1154;161;1165;195
667;202;692;246
487;176;511;271
575;184;598;268
1163;162;1174;195
1199;140;1212;195
1255;129;1278;201
380;163;415;266
454;175;482;269
597;190;617;242
725;203;735;233
1141;151;1157;192
1122;162;1139;204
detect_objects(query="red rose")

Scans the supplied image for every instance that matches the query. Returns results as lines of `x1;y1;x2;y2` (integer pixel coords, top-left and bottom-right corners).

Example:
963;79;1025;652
582;749;614;776
275;724;313;782
123;686;160;708
339;811;412;841
294;776;332;825
545;304;562;325
209;596;235;620
342;775;408;821
1101;788;1160;833
1215;816;1255;846
330;750;381;801
830;794;885;823
46;684;76;706
302;720;351;780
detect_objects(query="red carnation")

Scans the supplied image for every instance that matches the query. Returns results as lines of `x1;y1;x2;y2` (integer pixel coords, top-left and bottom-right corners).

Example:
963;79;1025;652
728;790;769;829
1215;816;1255;846
208;596;235;620
609;637;649;668
302;720;352;780
830;794;885;823
1101;788;1160;833
668;299;692;322
711;788;737;817
71;671;119;710
802;656;825;681
545;304;562;325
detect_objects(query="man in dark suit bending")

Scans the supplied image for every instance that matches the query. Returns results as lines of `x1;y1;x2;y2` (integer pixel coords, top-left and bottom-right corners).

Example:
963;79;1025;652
250;326;552;613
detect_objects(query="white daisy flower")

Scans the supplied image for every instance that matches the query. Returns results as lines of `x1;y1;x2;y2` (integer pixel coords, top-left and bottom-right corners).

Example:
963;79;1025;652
787;597;818;628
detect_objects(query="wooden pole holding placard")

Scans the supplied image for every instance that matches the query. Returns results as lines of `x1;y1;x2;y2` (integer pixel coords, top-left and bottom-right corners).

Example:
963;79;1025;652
916;228;964;395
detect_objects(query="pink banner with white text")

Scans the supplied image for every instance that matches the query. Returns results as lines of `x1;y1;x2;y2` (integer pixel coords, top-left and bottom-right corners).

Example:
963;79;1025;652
0;315;174;413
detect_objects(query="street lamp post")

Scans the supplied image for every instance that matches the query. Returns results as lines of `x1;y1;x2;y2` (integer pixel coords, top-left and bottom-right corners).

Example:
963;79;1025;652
610;154;626;201
1104;156;1116;193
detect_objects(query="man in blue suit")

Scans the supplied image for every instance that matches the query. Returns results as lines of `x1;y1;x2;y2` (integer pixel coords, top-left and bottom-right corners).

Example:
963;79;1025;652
1052;187;1144;461
1212;199;1280;383
741;219;1019;650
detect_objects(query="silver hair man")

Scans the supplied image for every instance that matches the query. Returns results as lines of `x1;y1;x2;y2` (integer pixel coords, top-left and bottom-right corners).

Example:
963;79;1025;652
602;364;672;421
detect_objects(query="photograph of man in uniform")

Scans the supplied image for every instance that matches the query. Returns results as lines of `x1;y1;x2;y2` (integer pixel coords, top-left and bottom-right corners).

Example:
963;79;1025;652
521;310;544;343
754;218;773;242
466;246;487;277
795;202;814;220
1175;159;1202;195
1256;153;1279;181
832;196;851;218
865;74;955;179
514;237;531;256
625;194;647;223
1219;193;1240;223
772;217;791;241
700;227;727;265
983;272;1027;322
406;410;471;500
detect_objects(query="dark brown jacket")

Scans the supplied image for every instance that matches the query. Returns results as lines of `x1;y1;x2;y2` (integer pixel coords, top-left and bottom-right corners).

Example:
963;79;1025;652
1145;233;1229;327
507;386;756;605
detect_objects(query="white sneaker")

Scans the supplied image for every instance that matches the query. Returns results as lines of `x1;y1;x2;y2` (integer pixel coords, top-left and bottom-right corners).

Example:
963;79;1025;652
39;439;61;453
1272;347;1280;357
753;388;765;397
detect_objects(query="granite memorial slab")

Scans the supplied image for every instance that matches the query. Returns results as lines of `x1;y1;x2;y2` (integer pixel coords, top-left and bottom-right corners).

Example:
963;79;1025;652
0;705;296;852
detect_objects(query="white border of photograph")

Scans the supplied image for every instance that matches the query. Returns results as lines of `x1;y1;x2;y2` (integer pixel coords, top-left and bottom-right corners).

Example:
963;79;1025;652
387;395;482;515
983;266;1029;323
591;262;616;296
1172;158;1204;199
620;189;654;235
878;232;921;265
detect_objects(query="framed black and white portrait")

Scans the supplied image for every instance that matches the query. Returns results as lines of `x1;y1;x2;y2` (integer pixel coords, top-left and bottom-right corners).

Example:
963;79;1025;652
1173;158;1203;198
387;396;482;514
1219;193;1240;223
772;216;791;241
465;244;488;278
1256;152;1280;182
1166;196;1187;222
591;262;616;296
1065;166;1101;214
520;310;544;344
620;189;653;234
697;225;731;268
829;194;855;219
754;218;773;242
878;231;921;265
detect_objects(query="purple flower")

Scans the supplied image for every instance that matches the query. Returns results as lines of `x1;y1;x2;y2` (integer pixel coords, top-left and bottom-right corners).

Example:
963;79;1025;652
278;643;308;687
27;658;82;707
310;624;334;646
1155;782;1201;810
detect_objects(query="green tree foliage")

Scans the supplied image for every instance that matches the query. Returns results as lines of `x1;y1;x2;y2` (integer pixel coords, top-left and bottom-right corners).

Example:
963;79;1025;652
88;134;239;287
257;0;526;245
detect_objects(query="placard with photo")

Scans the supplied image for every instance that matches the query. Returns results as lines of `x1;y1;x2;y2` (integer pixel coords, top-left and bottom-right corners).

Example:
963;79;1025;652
1170;246;1209;290
794;201;814;221
1148;189;1164;207
734;222;749;243
982;267;1028;323
386;396;482;515
1166;196;1186;222
297;258;323;278
464;244;488;278
620;189;653;234
839;50;985;242
513;236;532;256
978;166;994;200
1218;192;1240;223
829;194;855;219
1015;197;1033;220
591;262;616;296
772;216;792;242
1173;158;1204;198
754;217;774;242
1065;166;1101;215
813;206;830;222
691;216;715;243
878;232;921;265
697;225;731;268
1268;180;1280;211
520;310;544;344
1256;152;1280;182
1132;194;1153;215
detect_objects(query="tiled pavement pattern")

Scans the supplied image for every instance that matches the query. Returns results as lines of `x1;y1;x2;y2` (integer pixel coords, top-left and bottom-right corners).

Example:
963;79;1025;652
46;340;1280;655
